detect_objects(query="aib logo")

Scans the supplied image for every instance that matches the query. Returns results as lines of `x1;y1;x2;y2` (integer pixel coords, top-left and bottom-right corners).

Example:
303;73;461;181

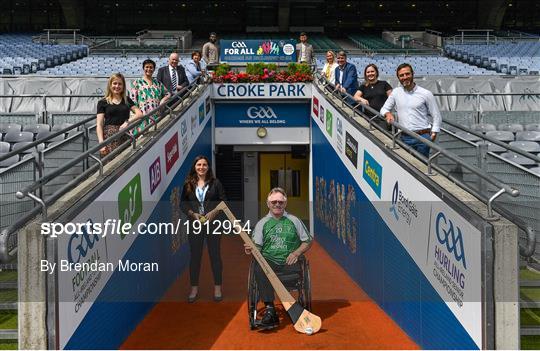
435;212;467;269
149;157;161;195
257;41;279;55
67;219;99;264
247;106;277;119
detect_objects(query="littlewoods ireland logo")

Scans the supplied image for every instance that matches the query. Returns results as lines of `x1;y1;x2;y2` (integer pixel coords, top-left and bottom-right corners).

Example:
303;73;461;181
118;174;143;238
247;106;277;119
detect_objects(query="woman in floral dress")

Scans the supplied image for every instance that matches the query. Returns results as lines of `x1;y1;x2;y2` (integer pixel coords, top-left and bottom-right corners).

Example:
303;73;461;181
129;59;170;135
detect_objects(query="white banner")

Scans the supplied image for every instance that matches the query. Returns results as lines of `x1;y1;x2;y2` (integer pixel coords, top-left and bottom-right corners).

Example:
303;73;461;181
212;83;311;99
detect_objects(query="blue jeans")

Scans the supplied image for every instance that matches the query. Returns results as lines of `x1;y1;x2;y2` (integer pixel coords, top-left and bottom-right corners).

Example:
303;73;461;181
401;133;431;158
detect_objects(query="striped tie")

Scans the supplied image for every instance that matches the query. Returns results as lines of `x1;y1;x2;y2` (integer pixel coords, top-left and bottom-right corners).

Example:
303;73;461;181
171;68;177;91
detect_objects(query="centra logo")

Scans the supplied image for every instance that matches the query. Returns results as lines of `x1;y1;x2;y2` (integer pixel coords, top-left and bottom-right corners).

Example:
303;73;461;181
435;212;467;269
118;173;143;238
247;106;277;119
362;150;382;198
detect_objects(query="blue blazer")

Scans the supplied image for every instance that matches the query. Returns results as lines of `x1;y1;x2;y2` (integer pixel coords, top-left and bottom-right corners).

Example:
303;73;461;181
335;63;359;96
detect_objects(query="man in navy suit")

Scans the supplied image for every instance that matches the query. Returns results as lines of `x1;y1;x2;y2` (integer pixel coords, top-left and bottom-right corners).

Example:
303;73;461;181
334;51;358;97
157;52;189;104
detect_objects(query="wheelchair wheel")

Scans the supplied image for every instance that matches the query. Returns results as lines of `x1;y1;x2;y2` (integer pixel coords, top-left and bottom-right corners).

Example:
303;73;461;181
247;261;258;330
303;260;312;312
297;258;312;311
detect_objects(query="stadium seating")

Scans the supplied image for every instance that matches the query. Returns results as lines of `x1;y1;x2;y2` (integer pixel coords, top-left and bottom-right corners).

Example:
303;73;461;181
445;41;540;75
316;55;494;77
0;34;87;75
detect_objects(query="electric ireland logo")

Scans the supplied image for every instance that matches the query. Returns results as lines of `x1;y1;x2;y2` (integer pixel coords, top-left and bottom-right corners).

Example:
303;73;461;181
118;173;143;238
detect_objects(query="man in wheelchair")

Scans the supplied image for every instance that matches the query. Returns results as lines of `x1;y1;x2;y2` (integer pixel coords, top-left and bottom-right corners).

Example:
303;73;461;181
244;187;313;330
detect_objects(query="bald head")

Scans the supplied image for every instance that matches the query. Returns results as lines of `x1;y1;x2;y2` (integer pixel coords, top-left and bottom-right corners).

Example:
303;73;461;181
168;53;179;67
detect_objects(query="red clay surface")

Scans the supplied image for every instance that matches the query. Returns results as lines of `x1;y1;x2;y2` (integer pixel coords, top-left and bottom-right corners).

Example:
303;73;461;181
121;235;419;349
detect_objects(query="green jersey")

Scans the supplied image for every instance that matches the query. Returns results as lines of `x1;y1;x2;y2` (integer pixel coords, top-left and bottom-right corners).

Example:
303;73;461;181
252;212;312;265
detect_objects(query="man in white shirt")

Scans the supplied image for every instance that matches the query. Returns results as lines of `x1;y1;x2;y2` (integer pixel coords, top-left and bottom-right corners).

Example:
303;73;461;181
380;63;442;158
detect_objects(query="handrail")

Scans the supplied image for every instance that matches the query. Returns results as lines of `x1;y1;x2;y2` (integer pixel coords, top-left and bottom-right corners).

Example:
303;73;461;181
15;80;203;200
442;119;540;163
0;113;97;163
0;77;210;262
315;73;519;202
314;73;537;256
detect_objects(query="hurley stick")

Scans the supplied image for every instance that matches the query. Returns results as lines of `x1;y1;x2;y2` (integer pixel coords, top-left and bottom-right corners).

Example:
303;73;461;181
215;201;321;335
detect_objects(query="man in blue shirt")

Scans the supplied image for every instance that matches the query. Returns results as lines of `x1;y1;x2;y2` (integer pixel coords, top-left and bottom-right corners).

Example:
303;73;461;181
334;51;359;97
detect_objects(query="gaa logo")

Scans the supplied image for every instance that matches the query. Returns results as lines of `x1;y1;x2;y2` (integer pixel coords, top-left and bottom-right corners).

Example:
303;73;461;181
231;41;247;48
247;106;277;119
435;212;467;269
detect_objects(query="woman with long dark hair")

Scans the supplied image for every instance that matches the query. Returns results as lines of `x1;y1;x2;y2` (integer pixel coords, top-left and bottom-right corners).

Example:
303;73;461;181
353;63;392;130
180;155;226;303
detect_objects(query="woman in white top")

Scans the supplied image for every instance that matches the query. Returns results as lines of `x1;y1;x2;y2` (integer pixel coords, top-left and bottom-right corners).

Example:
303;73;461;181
321;50;338;85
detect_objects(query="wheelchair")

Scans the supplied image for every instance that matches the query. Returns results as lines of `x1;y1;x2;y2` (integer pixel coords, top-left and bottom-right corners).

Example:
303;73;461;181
246;256;312;330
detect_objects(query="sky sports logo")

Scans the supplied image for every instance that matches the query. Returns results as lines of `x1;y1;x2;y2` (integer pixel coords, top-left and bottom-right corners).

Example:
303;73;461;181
149;157;161;195
165;133;179;174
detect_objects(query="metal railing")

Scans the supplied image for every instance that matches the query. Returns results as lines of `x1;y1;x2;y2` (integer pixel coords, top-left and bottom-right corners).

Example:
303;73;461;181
0;77;210;262
314;72;538;257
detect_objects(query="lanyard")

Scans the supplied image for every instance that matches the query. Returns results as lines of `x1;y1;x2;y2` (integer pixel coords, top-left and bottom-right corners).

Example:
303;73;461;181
196;184;209;214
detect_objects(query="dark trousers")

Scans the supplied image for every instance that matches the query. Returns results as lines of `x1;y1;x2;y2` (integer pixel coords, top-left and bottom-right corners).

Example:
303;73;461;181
401;132;431;158
254;259;301;303
189;232;222;286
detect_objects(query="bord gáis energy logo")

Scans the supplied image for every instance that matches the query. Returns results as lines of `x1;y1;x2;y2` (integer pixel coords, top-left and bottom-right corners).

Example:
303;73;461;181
118;174;143;239
389;181;418;226
435;212;467;269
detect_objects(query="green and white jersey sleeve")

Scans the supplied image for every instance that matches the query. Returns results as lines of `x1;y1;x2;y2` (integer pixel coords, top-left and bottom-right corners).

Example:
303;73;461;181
252;212;312;265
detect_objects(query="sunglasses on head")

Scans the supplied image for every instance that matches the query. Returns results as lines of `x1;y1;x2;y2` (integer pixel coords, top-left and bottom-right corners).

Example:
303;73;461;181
270;200;285;205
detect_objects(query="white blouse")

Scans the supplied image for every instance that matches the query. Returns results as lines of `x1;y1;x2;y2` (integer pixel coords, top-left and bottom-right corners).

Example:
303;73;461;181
322;62;338;85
